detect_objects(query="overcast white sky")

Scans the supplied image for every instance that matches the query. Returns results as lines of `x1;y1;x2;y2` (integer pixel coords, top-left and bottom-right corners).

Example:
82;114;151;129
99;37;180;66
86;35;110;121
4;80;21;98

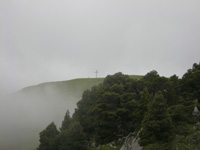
0;0;200;94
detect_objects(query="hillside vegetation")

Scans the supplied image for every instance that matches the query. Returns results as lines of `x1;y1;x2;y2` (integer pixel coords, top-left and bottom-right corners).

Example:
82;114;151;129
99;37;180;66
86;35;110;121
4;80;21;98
0;75;142;150
37;62;200;150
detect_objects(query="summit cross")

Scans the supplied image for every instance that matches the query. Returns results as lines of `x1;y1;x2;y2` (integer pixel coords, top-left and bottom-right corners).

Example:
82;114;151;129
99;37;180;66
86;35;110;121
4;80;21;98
95;70;99;78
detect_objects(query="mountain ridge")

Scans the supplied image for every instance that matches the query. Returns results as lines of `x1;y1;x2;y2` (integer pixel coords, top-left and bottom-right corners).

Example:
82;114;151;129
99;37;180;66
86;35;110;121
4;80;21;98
19;75;143;97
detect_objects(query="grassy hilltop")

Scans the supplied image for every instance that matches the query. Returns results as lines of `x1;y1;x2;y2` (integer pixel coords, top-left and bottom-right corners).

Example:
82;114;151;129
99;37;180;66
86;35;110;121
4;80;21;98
20;75;143;104
20;78;105;100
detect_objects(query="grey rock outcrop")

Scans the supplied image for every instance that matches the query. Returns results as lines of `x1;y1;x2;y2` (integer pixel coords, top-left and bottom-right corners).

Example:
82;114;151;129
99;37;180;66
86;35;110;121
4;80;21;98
193;106;200;117
120;132;142;150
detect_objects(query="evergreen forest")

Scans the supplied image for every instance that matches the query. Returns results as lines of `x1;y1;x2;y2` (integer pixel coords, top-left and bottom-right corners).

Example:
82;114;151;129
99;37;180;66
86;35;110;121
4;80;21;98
37;62;200;150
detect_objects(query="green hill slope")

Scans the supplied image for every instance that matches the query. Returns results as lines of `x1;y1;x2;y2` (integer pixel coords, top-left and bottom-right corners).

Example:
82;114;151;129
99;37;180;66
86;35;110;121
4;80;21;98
1;75;143;150
20;78;105;100
19;75;143;107
20;75;142;98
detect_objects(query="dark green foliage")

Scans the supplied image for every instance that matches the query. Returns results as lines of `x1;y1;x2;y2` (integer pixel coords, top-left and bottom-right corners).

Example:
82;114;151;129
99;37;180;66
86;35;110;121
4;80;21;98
143;143;169;150
181;63;200;102
59;121;87;150
137;87;150;123
141;70;160;94
37;122;59;150
168;105;187;123
103;72;131;87
73;86;99;139
59;111;87;150
139;93;173;148
60;110;71;131
92;73;140;144
73;72;140;144
169;74;180;95
38;111;87;150
142;71;173;100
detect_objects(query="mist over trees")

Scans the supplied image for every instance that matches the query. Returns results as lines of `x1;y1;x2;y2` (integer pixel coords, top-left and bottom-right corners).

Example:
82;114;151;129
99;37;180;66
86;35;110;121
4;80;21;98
0;79;104;150
38;62;200;150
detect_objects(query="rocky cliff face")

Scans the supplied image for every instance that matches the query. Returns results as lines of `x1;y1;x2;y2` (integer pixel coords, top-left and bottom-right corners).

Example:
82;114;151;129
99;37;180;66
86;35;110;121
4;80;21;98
120;133;142;150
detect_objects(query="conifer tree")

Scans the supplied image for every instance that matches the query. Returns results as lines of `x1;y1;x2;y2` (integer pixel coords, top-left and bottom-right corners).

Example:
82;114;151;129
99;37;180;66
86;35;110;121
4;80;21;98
37;122;59;150
60;110;71;131
139;93;173;149
59;121;87;150
137;87;150;122
181;62;200;102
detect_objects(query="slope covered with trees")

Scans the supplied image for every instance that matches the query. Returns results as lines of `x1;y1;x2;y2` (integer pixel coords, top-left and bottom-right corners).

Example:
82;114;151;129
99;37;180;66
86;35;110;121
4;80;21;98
38;62;200;150
0;75;143;150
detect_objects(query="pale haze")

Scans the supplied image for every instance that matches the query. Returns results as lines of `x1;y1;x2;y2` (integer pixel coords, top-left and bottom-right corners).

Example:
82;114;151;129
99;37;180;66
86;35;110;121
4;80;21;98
0;0;200;94
0;1;200;150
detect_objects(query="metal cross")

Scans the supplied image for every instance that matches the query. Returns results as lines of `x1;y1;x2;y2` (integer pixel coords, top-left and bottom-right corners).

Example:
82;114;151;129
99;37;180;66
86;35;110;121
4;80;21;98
94;70;99;78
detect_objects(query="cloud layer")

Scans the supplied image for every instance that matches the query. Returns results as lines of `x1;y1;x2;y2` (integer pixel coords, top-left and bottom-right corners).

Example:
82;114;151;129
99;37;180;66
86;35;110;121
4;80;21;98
1;0;200;93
